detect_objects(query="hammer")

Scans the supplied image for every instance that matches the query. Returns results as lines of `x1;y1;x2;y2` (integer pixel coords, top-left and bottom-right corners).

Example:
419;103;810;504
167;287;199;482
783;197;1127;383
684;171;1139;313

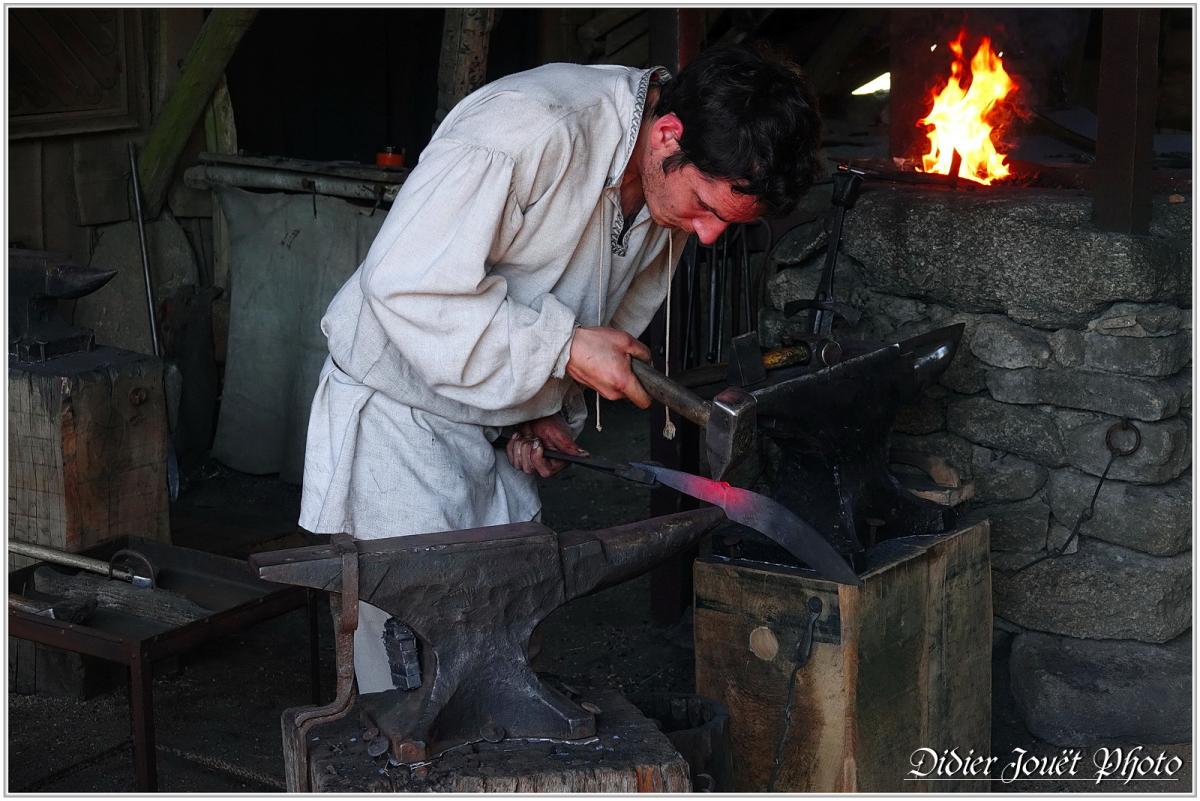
630;359;754;481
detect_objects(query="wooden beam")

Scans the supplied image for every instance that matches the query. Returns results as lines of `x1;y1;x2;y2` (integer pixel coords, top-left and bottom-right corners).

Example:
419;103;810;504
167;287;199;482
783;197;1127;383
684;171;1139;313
137;9;257;220
1092;8;1160;235
433;9;495;130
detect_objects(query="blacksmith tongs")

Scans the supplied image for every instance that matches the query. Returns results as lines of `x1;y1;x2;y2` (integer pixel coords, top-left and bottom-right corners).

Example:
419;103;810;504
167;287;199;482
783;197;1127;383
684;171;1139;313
493;435;860;586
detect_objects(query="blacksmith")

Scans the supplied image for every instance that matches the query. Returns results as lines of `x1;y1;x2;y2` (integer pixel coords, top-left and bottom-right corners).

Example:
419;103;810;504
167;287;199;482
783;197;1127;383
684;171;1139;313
300;44;822;691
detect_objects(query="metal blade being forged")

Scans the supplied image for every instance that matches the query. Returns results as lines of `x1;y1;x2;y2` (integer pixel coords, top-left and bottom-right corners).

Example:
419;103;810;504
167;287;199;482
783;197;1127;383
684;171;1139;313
630;463;862;587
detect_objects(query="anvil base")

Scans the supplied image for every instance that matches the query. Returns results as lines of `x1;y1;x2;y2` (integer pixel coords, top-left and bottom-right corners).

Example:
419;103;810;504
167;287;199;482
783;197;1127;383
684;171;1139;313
297;688;691;792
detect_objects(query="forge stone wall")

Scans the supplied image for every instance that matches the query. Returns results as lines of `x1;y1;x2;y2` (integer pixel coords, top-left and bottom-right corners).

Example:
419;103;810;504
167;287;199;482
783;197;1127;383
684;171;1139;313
762;184;1192;747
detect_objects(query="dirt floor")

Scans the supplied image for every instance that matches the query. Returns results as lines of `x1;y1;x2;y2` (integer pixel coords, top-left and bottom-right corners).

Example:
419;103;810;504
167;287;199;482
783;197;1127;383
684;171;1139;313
7;400;1192;792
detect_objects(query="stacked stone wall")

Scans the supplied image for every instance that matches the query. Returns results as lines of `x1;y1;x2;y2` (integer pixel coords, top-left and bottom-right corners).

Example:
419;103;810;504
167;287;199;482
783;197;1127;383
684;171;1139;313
763;185;1192;747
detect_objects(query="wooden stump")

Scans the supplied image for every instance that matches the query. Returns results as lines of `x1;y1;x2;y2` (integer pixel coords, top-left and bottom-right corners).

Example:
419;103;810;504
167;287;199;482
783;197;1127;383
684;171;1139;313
9;347;171;698
9;347;171;569
694;521;992;793
305;689;691;792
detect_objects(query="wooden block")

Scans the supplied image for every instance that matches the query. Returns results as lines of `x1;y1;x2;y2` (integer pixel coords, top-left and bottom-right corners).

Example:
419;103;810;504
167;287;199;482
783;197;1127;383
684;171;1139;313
694;522;991;793
305;688;691;792
9;347;171;553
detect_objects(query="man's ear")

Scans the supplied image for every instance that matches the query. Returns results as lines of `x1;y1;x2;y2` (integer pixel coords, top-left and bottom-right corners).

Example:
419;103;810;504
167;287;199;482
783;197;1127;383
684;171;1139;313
650;113;684;154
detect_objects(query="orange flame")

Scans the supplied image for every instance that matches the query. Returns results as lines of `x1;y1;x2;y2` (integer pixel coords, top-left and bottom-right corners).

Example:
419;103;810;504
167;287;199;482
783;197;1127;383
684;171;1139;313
917;32;1018;185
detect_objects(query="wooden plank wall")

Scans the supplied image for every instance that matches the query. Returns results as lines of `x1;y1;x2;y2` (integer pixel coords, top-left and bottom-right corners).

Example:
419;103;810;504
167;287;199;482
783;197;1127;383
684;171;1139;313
8;9;221;320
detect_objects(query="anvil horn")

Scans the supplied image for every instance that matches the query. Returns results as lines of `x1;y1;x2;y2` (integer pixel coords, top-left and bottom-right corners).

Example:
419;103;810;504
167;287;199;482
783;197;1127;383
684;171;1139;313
559;506;726;599
44;262;118;299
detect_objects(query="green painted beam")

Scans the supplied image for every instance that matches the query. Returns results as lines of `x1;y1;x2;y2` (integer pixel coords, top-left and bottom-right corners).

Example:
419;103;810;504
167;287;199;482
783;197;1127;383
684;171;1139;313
138;9;257;219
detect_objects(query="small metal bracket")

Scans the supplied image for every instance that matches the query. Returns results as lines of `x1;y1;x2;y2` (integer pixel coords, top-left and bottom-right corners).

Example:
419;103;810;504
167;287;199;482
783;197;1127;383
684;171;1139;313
794;595;824;668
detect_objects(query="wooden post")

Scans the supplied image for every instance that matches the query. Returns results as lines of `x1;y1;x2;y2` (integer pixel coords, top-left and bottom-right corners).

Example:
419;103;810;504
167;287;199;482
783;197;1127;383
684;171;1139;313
433;9;496;131
1091;9;1160;235
137;8;257;220
204;75;238;366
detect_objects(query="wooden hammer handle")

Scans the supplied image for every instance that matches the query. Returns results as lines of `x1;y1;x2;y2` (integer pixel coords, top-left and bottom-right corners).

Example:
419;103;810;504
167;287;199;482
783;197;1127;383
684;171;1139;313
630;359;711;428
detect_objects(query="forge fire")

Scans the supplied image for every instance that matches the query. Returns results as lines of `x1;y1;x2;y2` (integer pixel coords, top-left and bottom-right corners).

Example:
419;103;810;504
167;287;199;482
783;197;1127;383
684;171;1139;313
916;30;1021;185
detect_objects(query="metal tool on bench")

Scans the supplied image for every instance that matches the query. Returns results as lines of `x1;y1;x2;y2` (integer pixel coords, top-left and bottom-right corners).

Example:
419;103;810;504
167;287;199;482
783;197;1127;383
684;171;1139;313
251;507;729;785
495;435;859;587
9;540;157;588
629;358;755;481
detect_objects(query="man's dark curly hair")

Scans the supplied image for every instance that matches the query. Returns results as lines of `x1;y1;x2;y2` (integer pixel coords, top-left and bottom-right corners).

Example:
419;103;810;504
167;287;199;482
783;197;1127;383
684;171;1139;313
653;44;822;218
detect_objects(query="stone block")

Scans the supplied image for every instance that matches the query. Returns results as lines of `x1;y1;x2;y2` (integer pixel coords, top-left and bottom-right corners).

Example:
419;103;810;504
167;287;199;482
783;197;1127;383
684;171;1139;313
1087;302;1189;337
1048;329;1084;367
970;317;1052;369
843;189;1190;328
1048;469;1191;556
894;386;947;435
947;397;1066;465
766;252;861;312
965;495;1050;552
757;308;810;349
1081;331;1191;378
770;217;827;266
1045;521;1079;555
941;350;990;395
1009;631;1191;746
849;289;938;331
1174;373;1192;409
993;538;1191;643
888;430;977;479
971;452;1049;502
1064;416;1191;484
986;367;1181;421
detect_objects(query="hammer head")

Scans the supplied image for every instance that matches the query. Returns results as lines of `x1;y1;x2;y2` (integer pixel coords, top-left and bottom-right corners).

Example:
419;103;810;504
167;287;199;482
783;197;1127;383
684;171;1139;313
706;387;756;481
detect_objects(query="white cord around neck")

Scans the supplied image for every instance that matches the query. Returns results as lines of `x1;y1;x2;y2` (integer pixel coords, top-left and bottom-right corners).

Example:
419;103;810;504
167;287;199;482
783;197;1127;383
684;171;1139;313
595;208;607;432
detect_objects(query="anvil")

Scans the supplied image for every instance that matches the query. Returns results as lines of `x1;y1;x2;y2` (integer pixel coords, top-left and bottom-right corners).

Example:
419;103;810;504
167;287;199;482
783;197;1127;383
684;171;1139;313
9;248;117;362
251;507;727;786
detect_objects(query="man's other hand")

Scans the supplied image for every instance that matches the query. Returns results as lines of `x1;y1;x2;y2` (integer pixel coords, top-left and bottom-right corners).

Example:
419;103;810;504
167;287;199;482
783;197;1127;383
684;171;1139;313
565;326;653;408
506;415;587;478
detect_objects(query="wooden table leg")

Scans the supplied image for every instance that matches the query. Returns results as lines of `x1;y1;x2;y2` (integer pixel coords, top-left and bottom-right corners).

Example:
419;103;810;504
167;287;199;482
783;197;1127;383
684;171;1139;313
307;589;322;704
128;647;157;791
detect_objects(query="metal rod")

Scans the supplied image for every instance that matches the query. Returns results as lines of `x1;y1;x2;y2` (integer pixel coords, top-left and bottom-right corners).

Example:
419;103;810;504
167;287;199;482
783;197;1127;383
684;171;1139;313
128;142;161;359
706;244;719;362
739;225;752;335
682;237;697;368
715;233;727;362
9;540;138;583
9;593;53;617
130;142;180;501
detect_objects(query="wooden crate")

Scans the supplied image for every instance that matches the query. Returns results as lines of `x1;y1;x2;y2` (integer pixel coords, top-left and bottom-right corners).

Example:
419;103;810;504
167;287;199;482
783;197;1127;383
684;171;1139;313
9;346;171;568
694;521;991;793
